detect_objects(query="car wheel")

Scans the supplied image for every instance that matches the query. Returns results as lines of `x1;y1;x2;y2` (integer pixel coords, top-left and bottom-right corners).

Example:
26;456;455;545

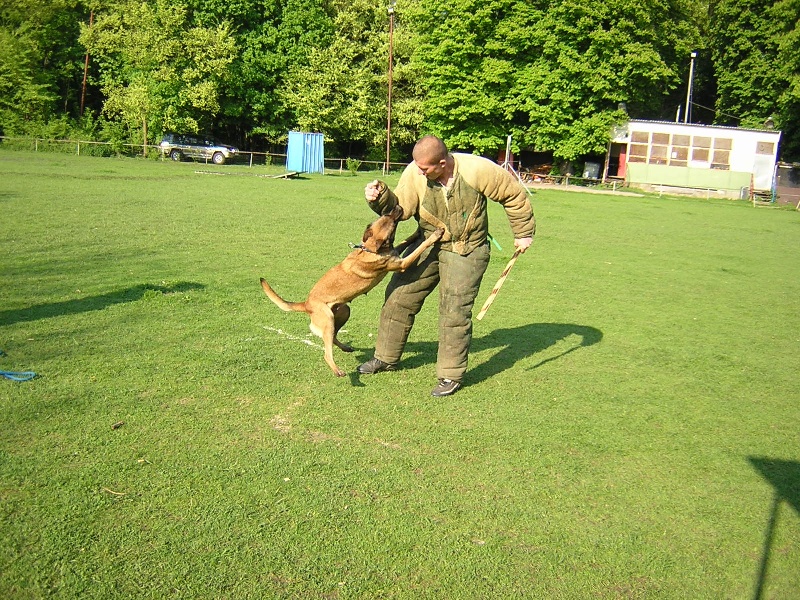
170;149;181;161
212;152;225;165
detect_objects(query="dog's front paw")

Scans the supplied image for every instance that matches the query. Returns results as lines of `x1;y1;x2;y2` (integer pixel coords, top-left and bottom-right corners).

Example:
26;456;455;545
431;228;445;241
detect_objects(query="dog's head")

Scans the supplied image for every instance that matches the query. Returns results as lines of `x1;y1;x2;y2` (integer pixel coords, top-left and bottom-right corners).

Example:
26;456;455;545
361;205;404;253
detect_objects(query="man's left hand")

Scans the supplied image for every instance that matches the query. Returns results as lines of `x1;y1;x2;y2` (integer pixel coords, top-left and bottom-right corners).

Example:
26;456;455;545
514;237;533;253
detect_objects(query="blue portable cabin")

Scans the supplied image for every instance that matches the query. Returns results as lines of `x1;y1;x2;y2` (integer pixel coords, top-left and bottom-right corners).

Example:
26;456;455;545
286;131;324;174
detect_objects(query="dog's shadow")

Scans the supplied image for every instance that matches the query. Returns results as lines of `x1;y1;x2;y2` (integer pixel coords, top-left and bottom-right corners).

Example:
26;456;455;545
355;322;602;385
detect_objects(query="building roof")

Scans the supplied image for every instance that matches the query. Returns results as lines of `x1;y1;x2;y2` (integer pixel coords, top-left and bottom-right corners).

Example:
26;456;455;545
626;119;781;136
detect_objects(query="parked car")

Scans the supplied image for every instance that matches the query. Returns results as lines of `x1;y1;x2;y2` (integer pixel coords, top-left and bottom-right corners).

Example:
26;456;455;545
160;133;238;165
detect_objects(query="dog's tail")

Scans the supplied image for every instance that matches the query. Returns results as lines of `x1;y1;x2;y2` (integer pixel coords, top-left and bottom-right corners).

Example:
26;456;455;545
260;278;307;312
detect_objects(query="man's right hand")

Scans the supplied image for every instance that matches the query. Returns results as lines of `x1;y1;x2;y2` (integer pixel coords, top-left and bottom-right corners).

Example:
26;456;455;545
365;180;383;202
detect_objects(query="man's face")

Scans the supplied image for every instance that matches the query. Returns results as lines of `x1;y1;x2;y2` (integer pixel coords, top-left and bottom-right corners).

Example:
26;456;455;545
414;156;446;181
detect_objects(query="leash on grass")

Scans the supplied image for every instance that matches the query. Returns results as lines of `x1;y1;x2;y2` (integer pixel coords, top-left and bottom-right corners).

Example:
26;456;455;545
0;350;37;382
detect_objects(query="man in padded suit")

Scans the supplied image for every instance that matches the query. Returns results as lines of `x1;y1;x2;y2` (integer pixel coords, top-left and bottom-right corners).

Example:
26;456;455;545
358;135;535;397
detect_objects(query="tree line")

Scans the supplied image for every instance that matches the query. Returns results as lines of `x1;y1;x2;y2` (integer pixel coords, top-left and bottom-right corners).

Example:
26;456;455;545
1;0;798;165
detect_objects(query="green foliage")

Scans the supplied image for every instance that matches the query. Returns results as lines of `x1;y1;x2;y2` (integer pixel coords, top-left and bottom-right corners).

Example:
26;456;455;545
280;41;381;145
213;0;334;143
767;0;800;158
1;0;797;161
0;24;56;132
276;0;392;150
708;0;799;158
515;0;695;160
709;0;784;126
80;0;236;145
410;0;701;160
407;0;526;154
0;0;87;132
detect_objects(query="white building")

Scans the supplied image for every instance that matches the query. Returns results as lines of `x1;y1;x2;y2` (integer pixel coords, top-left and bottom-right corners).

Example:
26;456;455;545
608;120;782;199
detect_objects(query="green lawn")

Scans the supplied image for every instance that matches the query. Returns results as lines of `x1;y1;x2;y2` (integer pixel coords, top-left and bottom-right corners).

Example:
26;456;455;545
1;150;798;599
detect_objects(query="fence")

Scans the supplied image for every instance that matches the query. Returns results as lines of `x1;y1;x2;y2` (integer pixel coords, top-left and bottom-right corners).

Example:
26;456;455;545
0;136;408;174
0;135;629;189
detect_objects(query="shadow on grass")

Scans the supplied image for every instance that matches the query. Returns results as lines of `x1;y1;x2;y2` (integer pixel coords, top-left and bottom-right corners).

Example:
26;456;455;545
0;282;205;326
748;457;800;600
390;322;603;385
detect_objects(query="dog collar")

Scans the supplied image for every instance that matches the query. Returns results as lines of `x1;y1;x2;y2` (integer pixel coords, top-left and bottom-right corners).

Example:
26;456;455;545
349;242;379;254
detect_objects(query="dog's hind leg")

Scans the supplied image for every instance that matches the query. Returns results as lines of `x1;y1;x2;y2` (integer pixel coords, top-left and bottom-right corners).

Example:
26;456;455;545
332;303;354;353
309;302;346;377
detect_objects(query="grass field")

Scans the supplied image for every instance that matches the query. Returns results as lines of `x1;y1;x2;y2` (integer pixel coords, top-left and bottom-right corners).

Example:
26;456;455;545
1;150;798;599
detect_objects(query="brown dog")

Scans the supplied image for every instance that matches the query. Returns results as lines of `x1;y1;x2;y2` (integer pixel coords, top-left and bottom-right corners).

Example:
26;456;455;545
260;205;443;376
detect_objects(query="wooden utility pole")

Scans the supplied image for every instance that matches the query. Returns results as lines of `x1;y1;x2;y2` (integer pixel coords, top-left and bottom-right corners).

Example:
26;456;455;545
384;1;396;174
80;11;93;117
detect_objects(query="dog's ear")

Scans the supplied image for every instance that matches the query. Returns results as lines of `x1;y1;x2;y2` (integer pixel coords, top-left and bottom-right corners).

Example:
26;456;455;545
362;225;373;243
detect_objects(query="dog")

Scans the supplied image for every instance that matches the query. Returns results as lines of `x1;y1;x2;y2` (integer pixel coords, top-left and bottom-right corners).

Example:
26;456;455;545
260;204;444;376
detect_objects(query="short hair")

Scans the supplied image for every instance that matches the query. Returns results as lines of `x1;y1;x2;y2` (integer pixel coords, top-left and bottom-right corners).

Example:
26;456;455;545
412;135;448;163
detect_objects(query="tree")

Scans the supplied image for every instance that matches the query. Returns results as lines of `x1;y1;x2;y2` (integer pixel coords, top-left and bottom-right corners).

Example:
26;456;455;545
709;0;784;127
513;0;701;164
769;0;800;160
279;41;381;153
405;0;531;154
277;0;414;157
710;0;800;160
0;28;56;132
80;0;235;152
0;0;89;132
183;0;334;147
407;0;702;166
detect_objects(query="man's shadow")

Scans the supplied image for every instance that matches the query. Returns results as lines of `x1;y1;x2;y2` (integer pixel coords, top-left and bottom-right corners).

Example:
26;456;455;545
0;282;205;326
382;322;602;384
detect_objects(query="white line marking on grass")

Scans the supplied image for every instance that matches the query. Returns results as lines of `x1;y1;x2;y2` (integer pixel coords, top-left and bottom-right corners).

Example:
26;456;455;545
263;326;323;350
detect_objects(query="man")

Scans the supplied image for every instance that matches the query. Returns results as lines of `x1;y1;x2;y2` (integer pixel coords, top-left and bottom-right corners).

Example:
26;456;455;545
358;135;535;397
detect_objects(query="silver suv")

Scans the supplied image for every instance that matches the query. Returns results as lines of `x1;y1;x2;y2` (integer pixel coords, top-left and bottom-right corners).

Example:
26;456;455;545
160;133;238;165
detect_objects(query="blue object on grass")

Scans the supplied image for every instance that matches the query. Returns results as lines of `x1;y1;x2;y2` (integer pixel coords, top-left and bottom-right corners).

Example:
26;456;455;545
1;370;37;381
0;350;37;381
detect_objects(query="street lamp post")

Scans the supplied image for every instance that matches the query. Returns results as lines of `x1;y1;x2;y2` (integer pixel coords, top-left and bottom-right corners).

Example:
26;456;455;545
385;1;396;174
684;51;697;123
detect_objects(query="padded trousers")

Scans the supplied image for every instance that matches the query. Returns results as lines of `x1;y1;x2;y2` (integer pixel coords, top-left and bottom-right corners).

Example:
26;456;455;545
374;242;490;382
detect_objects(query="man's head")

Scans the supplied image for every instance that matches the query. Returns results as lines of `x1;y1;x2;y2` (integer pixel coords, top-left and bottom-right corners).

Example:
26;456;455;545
412;135;450;181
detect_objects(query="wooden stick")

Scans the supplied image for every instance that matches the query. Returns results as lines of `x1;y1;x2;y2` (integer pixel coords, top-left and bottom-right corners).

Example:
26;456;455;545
476;249;522;321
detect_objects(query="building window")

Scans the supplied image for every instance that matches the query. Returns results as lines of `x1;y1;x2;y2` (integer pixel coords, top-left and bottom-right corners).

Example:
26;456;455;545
649;144;668;164
652;133;670;145
669;137;689;167
713;138;733;150
756;141;775;155
629;143;648;163
711;150;730;170
669;146;688;167
631;131;649;143
693;136;712;149
673;134;691;147
692;148;710;162
671;147;689;161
